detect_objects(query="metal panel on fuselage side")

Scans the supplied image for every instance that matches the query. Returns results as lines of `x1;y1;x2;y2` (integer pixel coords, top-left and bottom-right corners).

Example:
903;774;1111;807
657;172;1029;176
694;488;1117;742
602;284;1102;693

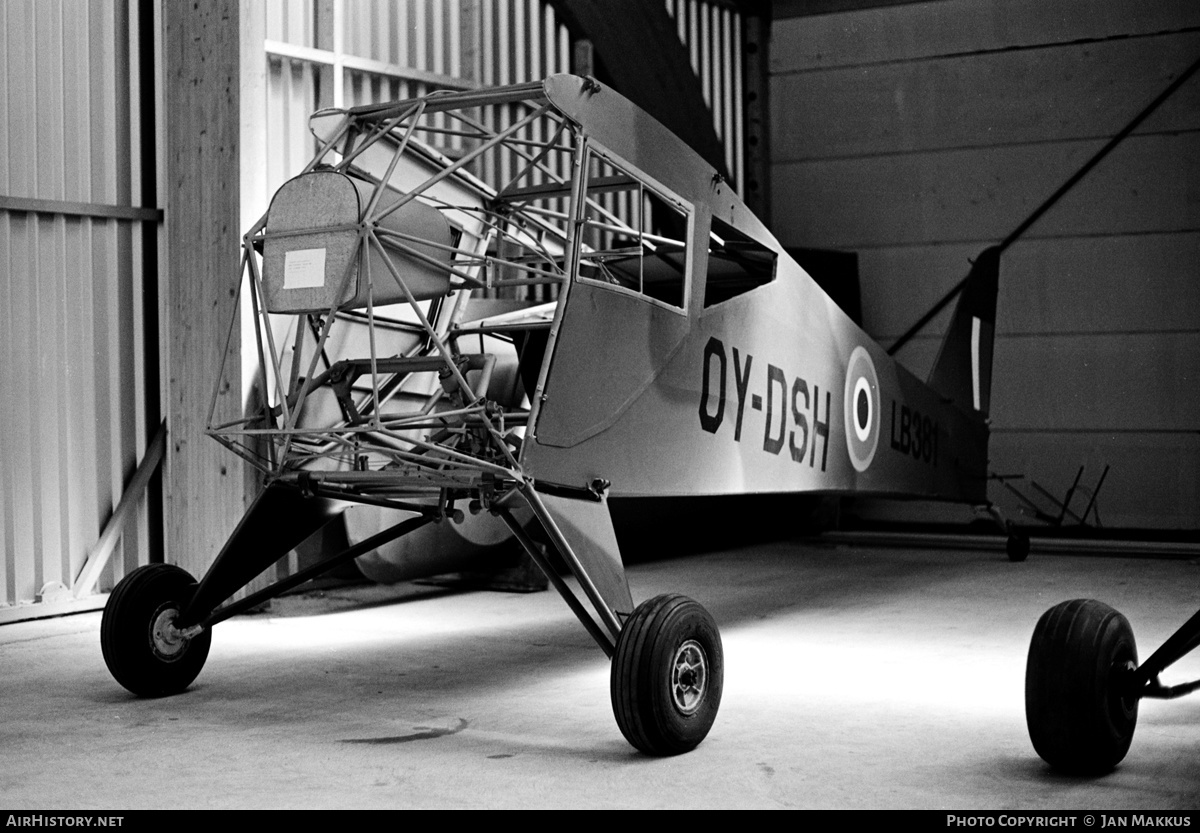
533;284;691;449
525;73;988;504
525;256;987;504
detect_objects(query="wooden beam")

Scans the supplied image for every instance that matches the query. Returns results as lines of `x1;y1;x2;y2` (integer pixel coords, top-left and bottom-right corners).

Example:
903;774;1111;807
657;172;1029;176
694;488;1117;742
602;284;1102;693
73;423;167;598
0;195;162;222
163;0;247;579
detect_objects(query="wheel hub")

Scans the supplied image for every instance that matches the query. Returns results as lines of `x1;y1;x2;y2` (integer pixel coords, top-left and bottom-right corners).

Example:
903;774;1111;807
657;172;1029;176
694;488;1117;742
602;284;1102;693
671;639;708;715
1112;658;1140;717
150;606;189;661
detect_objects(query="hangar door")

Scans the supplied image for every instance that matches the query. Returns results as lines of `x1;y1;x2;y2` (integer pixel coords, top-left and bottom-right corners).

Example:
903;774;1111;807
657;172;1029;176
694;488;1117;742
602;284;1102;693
0;0;161;620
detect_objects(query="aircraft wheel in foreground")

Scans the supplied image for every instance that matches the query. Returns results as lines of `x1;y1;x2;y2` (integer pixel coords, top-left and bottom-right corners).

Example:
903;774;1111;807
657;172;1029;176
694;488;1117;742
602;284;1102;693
101;564;212;698
1025;599;1138;773
611;593;723;756
1006;532;1031;562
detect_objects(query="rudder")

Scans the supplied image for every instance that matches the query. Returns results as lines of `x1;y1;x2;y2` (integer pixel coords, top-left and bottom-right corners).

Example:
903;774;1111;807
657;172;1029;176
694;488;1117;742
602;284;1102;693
927;245;1001;417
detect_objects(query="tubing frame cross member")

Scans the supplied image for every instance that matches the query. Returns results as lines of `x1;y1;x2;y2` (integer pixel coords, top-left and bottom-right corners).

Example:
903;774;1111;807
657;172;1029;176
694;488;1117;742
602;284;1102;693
201;81;666;656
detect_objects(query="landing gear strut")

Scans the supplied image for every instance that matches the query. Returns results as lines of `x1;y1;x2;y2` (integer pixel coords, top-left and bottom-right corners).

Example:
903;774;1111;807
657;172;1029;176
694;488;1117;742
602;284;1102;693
1026;597;1200;773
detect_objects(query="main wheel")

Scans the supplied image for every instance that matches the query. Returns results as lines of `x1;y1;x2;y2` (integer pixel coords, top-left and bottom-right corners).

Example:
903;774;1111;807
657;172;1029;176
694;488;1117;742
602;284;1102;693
611;594;723;756
101;564;212;697
1025;599;1139;774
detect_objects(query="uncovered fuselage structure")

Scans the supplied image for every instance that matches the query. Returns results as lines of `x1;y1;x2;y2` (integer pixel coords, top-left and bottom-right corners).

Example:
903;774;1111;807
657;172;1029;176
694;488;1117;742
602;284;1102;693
102;75;999;755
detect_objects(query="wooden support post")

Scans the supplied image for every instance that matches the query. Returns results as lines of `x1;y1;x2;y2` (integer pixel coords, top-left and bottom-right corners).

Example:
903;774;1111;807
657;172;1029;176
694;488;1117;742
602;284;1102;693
163;0;248;579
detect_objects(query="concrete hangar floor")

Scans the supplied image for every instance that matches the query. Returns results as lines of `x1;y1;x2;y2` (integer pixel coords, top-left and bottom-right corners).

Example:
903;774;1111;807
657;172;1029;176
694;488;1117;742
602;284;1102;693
2;530;1198;809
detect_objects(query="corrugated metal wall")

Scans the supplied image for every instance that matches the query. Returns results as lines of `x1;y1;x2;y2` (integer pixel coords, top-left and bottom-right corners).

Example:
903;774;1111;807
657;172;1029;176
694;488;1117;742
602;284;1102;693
252;0;744;205
0;0;160;618
665;0;744;195
770;0;1200;529
255;0;573;206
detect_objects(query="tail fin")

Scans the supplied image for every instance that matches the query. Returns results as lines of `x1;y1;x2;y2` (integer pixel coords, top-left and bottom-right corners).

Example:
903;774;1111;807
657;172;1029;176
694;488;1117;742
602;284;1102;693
927;246;1001;417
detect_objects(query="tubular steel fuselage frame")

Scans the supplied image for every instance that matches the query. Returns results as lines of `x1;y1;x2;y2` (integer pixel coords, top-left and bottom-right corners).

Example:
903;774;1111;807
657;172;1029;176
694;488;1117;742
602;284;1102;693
195;75;995;657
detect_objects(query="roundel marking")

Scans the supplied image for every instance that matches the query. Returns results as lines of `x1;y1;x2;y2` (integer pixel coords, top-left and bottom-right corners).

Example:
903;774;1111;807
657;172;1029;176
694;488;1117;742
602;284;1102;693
852;376;872;442
844;345;880;472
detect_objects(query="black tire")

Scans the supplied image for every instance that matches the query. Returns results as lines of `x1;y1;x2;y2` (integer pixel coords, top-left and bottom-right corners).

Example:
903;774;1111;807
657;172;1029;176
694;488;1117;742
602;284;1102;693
101;564;212;698
611;594;723;756
1025;599;1139;774
1007;533;1030;562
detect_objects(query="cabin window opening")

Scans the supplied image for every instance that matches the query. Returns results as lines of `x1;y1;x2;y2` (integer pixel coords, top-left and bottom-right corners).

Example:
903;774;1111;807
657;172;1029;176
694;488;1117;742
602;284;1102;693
703;216;777;307
576;151;690;312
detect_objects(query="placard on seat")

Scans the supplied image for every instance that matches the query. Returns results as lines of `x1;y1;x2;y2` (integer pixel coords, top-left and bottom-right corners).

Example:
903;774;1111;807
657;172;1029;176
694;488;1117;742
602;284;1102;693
261;171;455;314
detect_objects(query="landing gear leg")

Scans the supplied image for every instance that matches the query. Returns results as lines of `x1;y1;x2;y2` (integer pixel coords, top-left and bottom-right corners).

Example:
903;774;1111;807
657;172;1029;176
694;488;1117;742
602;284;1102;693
501;495;725;755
